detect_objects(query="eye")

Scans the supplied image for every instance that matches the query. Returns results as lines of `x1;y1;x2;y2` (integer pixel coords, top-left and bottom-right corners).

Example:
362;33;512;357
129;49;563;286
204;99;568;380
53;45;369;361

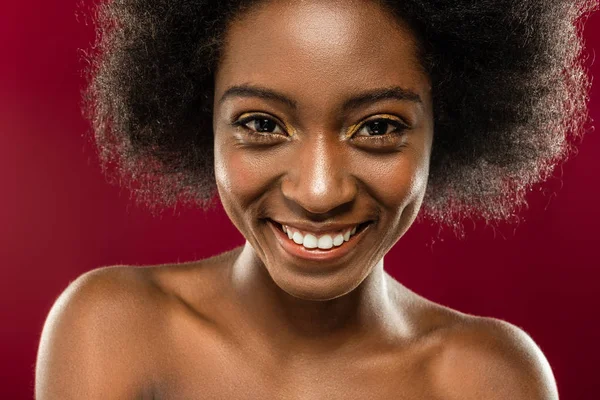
232;114;288;137
351;116;409;139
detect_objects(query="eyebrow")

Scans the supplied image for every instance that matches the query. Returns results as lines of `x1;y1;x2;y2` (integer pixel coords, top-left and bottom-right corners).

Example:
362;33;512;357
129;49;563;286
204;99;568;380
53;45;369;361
218;84;422;112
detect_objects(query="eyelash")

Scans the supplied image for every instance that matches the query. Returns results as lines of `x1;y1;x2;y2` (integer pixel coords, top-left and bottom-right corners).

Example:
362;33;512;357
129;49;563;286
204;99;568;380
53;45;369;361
231;114;409;144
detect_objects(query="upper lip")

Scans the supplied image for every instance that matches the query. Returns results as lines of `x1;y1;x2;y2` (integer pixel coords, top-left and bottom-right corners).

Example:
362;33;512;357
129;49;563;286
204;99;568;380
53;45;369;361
268;218;370;234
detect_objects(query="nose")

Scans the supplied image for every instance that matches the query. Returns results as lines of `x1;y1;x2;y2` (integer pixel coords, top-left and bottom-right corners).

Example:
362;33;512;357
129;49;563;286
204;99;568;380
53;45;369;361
280;133;358;216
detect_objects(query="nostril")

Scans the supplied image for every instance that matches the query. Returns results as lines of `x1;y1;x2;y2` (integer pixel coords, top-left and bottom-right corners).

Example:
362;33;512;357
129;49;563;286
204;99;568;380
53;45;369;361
280;174;358;216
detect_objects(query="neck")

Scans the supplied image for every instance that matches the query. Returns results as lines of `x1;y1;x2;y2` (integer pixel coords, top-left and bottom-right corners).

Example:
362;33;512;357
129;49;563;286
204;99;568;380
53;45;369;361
227;241;405;357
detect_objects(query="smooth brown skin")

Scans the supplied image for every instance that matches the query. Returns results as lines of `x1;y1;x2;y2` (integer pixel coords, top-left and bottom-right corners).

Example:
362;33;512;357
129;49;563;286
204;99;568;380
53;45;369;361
36;1;558;399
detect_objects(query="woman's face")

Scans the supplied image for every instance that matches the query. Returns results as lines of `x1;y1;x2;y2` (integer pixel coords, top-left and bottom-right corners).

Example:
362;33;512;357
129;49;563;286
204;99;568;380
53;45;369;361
213;0;433;300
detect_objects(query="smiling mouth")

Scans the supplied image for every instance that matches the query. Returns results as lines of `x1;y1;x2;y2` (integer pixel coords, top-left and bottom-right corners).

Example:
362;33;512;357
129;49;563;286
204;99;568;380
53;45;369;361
266;218;374;262
267;219;373;252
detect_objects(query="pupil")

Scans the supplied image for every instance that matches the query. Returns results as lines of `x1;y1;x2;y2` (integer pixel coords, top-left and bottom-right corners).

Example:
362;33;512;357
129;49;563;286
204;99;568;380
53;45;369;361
367;120;387;136
255;119;276;133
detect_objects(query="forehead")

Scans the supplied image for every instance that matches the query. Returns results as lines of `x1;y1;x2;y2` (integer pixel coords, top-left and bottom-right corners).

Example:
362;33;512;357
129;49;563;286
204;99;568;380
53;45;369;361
215;0;431;112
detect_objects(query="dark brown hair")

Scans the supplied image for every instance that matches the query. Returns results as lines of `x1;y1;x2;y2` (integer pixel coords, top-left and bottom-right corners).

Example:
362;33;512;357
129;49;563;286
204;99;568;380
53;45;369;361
82;0;598;235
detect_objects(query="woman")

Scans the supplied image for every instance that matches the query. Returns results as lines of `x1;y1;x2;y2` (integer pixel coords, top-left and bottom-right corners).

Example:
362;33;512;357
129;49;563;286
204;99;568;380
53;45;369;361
36;0;596;398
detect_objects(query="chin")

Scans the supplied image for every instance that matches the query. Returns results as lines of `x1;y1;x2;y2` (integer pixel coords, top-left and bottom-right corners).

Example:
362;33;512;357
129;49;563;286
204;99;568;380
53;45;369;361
272;274;361;302
262;254;377;302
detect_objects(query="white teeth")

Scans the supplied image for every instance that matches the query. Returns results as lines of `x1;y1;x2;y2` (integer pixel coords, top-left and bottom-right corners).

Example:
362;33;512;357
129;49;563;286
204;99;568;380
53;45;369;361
343;230;351;242
303;234;318;249
292;231;304;244
281;224;362;249
333;234;344;246
317;235;333;249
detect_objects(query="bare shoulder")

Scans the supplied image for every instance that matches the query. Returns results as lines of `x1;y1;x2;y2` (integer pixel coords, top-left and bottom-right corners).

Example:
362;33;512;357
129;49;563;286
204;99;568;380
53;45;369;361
41;265;165;329
35;265;166;399
36;247;241;399
430;314;558;400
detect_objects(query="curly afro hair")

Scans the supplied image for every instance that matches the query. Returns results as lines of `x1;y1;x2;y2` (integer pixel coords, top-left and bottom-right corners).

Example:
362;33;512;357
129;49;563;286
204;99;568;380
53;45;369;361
82;0;598;235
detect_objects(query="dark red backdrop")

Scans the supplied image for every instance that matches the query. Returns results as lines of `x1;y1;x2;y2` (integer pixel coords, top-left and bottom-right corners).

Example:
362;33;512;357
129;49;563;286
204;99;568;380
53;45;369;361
1;1;598;399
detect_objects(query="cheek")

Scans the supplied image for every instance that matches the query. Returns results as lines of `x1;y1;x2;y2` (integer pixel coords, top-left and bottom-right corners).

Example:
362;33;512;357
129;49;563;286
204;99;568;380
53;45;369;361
214;141;276;209
356;150;429;211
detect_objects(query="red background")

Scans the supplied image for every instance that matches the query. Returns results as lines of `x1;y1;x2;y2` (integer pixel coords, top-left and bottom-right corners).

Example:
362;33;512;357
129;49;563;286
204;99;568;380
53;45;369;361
1;1;598;399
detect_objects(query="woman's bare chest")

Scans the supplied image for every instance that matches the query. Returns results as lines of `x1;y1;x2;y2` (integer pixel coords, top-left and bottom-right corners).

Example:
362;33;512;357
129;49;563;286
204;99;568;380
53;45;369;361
147;365;439;400
140;265;448;399
145;333;441;400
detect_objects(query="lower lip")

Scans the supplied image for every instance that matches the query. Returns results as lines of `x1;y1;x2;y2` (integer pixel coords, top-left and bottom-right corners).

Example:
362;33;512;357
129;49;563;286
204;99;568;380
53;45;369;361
267;220;371;262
